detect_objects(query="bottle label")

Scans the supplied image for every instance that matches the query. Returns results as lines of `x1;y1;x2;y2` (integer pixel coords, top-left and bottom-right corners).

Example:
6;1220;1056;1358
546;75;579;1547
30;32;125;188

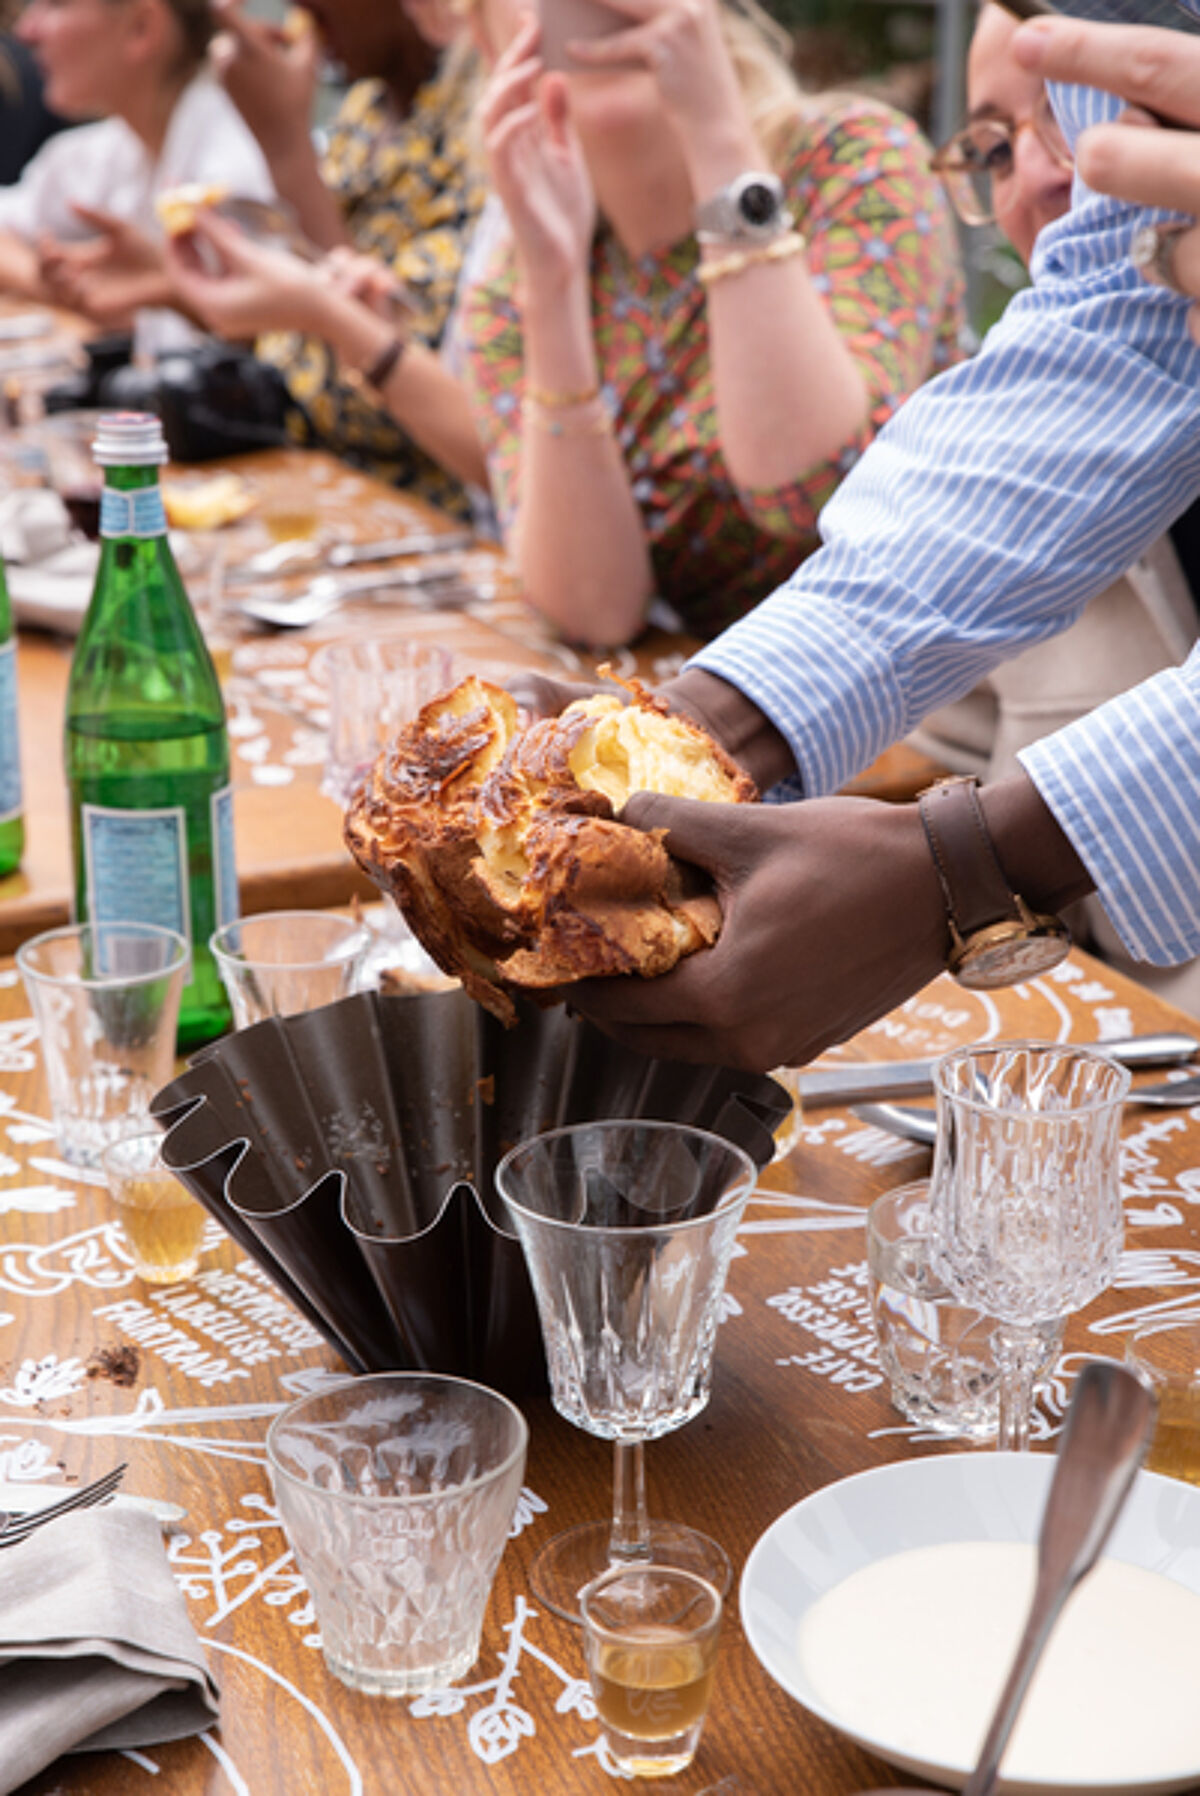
0;640;20;823
81;803;191;966
212;784;239;928
99;487;168;540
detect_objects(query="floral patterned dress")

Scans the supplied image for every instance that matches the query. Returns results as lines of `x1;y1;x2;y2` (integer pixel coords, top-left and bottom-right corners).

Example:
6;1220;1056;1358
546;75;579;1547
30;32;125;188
257;60;486;516
464;96;965;636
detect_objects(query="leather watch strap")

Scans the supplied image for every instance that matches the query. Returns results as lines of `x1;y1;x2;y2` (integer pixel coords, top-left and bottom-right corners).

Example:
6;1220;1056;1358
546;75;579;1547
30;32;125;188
917;776;1021;938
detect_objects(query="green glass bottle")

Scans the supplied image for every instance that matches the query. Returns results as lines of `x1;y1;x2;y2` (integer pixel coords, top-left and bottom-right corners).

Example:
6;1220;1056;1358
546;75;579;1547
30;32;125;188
64;413;235;1047
0;552;24;878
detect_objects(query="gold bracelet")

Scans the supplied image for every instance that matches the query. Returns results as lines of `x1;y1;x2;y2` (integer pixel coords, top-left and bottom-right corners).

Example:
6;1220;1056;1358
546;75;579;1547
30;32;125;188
697;230;807;288
522;395;613;438
526;381;600;409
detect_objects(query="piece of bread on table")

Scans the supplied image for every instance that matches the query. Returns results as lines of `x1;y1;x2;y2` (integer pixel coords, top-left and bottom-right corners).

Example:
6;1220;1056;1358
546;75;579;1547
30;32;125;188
344;674;757;1024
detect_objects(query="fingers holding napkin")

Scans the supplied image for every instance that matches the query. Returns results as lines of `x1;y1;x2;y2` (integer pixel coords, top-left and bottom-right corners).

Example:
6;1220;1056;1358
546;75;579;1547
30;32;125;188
0;1503;219;1794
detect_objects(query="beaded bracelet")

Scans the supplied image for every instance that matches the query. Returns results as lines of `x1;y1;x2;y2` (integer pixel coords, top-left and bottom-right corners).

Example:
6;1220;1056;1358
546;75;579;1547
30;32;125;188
340;333;407;399
697;230;807;288
522;395;613;438
526;380;600;409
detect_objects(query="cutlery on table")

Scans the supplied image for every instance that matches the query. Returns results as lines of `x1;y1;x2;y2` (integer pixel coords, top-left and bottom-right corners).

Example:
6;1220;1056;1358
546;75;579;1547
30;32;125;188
855;1073;1200;1148
862;1358;1155;1796
227;530;474;582
796;1033;1200;1107
0;1463;126;1547
237;561;471;629
0;1476;185;1529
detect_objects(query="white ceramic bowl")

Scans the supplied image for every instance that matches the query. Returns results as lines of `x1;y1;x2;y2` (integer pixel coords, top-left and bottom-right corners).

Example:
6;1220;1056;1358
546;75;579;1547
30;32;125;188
740;1451;1200;1796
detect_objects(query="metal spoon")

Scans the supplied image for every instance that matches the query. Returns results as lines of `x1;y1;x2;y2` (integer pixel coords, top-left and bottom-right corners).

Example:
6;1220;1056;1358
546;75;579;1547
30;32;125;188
237;560;470;629
856;1075;1200;1147
862;1359;1155;1796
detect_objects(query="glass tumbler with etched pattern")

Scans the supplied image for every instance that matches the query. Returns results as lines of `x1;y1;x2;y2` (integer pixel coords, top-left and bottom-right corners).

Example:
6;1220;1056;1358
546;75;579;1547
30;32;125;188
266;1372;527;1695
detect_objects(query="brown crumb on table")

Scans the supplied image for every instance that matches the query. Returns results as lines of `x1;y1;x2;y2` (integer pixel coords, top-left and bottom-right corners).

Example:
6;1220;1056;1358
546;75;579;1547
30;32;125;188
86;1344;140;1387
476;1075;495;1106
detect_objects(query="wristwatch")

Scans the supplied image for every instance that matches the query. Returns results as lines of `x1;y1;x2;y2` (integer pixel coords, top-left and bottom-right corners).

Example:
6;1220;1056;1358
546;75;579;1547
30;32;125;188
917;776;1070;990
694;172;791;244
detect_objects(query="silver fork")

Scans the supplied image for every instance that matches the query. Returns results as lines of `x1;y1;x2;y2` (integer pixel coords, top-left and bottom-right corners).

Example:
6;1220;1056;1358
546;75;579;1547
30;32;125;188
0;1463;127;1548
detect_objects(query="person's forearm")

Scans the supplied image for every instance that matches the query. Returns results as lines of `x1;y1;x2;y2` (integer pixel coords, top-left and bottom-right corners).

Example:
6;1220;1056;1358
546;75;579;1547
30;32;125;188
262;140;350;252
512;280;654;646
685;118;867;491
978;773;1094;916
0;232;47;302
658;668;796;791
702;252;867;491
327;296;488;490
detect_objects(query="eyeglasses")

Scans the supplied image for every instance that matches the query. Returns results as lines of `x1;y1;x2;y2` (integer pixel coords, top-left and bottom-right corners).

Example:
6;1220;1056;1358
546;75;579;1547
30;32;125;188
932;92;1073;228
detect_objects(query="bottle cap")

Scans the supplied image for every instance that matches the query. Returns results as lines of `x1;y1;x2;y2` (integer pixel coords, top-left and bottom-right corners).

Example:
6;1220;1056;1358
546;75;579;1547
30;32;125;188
92;412;168;468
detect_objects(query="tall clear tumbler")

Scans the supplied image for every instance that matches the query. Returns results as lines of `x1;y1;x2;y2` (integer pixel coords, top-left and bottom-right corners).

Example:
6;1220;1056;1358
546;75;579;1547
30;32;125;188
496;1120;756;1624
929;1041;1130;1451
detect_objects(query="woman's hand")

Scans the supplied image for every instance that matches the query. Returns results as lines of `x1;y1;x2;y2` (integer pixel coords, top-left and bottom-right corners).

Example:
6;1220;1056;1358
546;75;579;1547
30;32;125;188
209;0;320;164
563;0;752;183
164;210;337;340
37;207;168;326
481;13;595;291
1013;17;1200;328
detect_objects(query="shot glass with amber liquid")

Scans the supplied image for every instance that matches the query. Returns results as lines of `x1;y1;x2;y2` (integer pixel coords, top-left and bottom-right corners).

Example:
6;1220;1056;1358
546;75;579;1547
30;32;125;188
1127;1322;1200;1486
101;1130;207;1285
580;1565;722;1778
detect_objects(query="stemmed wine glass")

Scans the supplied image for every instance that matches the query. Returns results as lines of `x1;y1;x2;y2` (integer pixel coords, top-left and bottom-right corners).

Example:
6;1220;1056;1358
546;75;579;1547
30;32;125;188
929;1041;1130;1452
495;1120;756;1624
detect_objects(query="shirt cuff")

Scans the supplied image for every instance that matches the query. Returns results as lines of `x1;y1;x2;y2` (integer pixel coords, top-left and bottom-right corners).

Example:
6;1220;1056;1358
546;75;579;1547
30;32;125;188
1018;662;1200;967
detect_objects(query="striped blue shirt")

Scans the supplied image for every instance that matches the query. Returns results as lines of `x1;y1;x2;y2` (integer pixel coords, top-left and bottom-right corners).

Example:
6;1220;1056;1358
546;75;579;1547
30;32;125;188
692;76;1200;969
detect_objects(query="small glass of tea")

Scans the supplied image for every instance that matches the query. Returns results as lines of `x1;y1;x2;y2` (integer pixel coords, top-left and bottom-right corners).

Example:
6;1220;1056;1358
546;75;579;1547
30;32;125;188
579;1564;723;1778
101;1130;208;1285
1126;1322;1200;1487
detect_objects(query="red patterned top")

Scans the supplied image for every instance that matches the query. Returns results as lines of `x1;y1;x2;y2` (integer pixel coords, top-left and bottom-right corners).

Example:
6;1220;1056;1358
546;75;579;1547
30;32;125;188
464;96;964;639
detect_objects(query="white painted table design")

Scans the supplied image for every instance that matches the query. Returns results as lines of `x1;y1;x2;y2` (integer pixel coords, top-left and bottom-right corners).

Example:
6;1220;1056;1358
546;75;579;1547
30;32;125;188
1;950;1197;1795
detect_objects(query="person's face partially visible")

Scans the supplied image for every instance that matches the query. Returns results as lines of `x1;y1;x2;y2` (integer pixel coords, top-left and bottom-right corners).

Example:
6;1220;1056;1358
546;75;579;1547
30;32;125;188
966;4;1075;265
18;0;134;119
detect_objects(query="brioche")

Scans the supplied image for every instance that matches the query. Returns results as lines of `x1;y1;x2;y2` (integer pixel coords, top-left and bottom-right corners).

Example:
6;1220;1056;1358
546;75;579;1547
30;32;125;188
155;183;229;237
344;675;757;1023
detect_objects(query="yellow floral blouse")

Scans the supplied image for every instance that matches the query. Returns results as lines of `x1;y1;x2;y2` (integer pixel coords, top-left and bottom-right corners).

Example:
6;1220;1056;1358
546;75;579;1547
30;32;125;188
258;58;486;516
464;97;965;637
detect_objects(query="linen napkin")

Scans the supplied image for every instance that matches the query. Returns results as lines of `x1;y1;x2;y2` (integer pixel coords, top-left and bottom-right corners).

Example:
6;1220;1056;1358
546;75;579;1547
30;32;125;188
0;1504;219;1794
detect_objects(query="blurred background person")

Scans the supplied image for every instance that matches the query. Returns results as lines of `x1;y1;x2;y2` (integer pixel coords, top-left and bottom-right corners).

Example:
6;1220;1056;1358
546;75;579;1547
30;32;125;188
192;0;489;514
912;0;1199;1006
0;0;273;354
0;0;67;186
463;0;964;649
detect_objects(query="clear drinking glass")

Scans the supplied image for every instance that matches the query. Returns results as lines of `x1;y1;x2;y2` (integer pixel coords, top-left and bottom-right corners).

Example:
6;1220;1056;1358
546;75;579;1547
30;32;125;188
929;1042;1130;1452
315;636;454;808
579;1565;723;1779
1125;1322;1200;1487
266;1372;528;1696
16;921;189;1167
496;1121;756;1624
101;1128;208;1284
210;910;369;1029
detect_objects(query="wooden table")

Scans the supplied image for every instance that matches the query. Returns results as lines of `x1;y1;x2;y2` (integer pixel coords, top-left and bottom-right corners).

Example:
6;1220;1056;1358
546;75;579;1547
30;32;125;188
0;446;700;956
3;946;1197;1794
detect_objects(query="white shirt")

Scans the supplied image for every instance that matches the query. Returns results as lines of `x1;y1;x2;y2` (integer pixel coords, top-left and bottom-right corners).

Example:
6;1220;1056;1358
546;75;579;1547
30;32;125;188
0;70;274;357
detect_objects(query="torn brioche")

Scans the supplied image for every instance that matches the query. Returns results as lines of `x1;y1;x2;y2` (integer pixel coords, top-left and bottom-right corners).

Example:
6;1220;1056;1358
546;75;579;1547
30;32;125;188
343;674;757;1023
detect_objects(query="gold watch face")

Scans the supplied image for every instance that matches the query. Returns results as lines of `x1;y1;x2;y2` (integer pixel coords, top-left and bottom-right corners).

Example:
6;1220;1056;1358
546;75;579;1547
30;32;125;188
950;919;1071;991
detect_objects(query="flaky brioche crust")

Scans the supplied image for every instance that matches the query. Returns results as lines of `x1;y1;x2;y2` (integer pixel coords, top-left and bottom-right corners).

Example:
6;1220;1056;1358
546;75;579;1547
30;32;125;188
344;675;757;1023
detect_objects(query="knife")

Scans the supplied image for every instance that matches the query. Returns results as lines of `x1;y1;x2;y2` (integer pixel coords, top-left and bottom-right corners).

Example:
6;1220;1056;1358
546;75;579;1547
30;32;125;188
796;1033;1200;1107
227;531;474;583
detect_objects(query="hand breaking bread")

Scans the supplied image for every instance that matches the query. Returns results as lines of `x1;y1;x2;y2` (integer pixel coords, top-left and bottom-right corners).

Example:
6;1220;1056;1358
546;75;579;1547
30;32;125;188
344;674;757;1023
